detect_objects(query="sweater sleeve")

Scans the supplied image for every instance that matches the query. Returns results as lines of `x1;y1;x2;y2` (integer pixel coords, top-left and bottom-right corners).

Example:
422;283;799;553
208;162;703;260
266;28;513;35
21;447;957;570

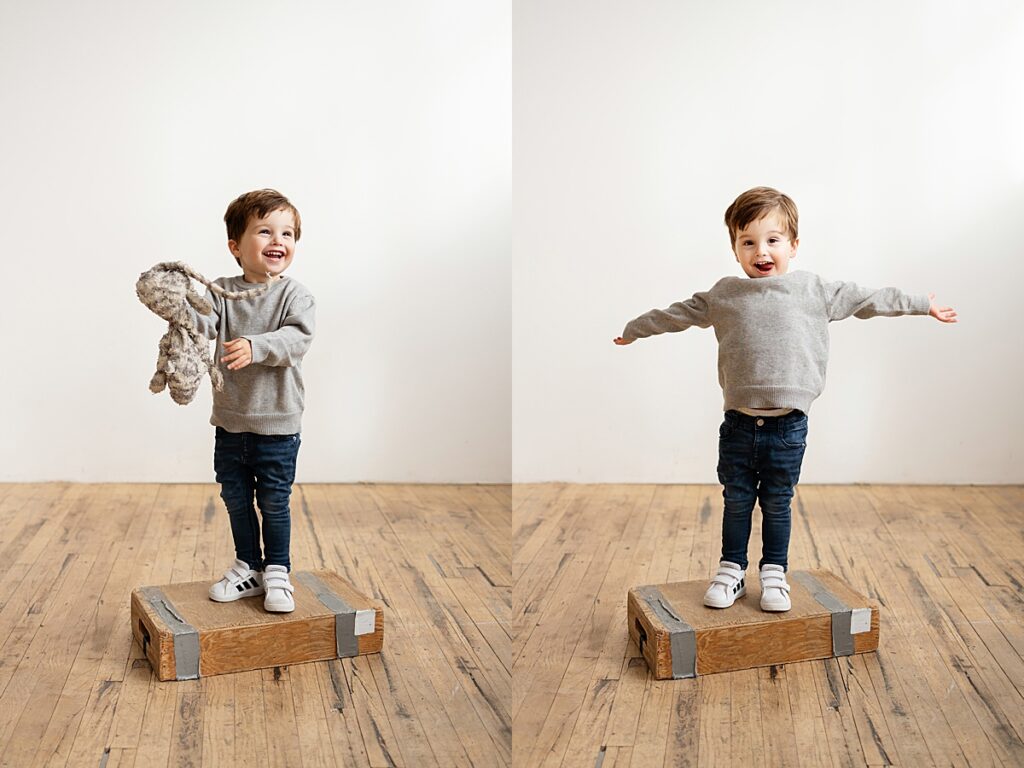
822;280;930;322
190;289;221;340
245;293;316;367
621;292;712;340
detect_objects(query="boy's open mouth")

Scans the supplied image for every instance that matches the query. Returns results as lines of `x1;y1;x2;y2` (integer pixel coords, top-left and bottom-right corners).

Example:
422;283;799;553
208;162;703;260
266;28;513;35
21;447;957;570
754;260;774;274
263;249;285;263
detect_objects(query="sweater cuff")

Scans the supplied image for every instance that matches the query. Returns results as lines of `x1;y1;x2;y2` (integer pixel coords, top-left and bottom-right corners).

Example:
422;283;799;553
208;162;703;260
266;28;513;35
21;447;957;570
246;335;269;364
911;294;931;315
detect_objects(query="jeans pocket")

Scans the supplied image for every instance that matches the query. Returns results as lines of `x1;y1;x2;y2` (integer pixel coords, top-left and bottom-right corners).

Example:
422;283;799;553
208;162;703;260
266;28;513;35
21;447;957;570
719;422;733;439
779;418;808;448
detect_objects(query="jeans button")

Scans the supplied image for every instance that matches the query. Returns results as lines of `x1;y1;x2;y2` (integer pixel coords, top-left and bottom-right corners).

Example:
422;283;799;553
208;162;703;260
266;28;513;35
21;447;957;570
756;418;765;427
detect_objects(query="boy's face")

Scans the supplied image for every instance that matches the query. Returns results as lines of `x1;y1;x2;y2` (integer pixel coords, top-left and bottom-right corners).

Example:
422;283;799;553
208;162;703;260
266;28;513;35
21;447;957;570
229;208;297;283
732;211;798;278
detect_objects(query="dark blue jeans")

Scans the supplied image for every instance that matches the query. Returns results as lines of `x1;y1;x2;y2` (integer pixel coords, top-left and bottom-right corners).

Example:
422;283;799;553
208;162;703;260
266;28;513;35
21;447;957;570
213;427;301;572
717;409;808;572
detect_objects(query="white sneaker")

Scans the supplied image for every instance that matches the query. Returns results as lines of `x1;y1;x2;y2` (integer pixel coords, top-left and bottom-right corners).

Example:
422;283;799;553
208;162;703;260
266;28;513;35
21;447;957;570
703;561;747;608
263;565;295;613
209;559;264;602
759;564;791;611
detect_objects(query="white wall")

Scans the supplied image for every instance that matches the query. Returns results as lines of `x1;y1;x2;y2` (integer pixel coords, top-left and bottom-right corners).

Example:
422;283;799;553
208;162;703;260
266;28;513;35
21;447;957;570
513;0;1024;483
0;1;511;482
3;2;1020;485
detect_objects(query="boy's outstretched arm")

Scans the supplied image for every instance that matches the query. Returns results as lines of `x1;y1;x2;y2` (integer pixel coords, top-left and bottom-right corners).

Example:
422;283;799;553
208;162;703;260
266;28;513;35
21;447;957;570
928;293;958;323
824;280;939;322
614;292;712;346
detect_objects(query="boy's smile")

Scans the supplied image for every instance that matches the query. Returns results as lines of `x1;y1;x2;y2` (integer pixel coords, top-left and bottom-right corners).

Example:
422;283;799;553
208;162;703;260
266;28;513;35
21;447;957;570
229;208;297;283
733;212;798;278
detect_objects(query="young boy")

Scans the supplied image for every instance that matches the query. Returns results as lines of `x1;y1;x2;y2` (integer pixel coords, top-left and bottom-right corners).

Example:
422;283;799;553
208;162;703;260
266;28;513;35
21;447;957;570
195;189;316;613
614;186;956;612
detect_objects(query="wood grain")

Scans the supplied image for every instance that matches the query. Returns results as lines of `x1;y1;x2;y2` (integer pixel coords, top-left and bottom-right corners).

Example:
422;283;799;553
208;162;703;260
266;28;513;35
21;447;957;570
0;483;509;768
513;484;1024;768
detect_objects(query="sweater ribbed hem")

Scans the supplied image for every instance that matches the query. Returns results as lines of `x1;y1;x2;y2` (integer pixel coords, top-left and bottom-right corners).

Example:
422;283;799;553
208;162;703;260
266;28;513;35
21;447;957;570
724;385;819;415
212;410;303;436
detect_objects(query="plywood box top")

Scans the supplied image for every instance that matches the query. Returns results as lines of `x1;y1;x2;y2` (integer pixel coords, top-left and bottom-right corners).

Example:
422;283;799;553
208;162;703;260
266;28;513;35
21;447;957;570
136;569;379;632
640;569;873;631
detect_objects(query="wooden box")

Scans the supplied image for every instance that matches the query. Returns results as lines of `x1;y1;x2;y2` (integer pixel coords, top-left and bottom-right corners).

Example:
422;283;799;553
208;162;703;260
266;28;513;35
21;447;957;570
627;569;878;679
131;569;384;681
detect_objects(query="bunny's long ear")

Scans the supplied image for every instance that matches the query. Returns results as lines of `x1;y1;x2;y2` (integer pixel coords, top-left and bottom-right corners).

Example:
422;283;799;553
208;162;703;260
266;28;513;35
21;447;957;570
173;260;271;301
165;261;213;285
215;282;271;301
186;289;213;315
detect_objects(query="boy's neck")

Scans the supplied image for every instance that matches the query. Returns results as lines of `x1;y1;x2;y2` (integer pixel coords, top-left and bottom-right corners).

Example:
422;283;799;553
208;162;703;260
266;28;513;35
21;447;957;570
241;270;282;284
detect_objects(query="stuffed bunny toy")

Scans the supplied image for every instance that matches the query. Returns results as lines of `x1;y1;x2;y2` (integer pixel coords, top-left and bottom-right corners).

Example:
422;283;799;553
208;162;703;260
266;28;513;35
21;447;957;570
136;261;268;405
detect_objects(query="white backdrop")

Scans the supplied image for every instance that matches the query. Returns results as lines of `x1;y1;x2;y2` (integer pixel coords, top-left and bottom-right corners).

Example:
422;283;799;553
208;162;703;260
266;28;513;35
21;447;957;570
0;1;511;482
3;2;1021;484
513;0;1024;483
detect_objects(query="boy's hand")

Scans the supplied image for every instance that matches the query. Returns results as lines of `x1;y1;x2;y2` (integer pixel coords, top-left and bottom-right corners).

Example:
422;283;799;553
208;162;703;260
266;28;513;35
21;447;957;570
928;293;958;323
613;336;634;345
222;338;253;370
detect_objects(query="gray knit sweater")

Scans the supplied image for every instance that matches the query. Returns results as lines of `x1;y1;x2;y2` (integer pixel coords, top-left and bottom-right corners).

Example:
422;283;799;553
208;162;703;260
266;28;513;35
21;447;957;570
193;275;316;434
621;270;929;414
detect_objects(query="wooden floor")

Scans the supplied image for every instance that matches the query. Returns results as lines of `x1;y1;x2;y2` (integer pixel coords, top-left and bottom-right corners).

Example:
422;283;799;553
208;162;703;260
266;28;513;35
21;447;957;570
0;483;510;768
2;484;1022;767
513;485;1024;768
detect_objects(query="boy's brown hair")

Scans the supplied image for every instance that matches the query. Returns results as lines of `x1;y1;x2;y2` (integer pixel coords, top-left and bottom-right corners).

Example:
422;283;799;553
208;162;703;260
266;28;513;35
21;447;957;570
224;189;302;264
724;187;798;248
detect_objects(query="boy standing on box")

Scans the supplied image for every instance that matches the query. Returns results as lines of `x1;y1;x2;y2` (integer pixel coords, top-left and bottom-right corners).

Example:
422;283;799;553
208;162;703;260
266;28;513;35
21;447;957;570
196;189;316;613
615;187;956;612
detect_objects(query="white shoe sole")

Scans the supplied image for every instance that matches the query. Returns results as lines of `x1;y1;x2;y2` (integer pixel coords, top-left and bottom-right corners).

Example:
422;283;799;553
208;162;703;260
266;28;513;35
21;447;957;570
703;585;746;608
760;595;791;612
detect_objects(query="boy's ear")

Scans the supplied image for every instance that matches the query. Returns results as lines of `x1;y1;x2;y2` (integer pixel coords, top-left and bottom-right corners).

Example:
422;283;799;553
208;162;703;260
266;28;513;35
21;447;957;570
791;237;799;255
227;239;239;257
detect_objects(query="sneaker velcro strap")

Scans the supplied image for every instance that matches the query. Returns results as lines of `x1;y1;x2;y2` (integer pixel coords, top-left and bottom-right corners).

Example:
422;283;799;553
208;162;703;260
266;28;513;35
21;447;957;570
265;578;294;593
762;577;790;592
226;565;250;582
711;575;740;588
